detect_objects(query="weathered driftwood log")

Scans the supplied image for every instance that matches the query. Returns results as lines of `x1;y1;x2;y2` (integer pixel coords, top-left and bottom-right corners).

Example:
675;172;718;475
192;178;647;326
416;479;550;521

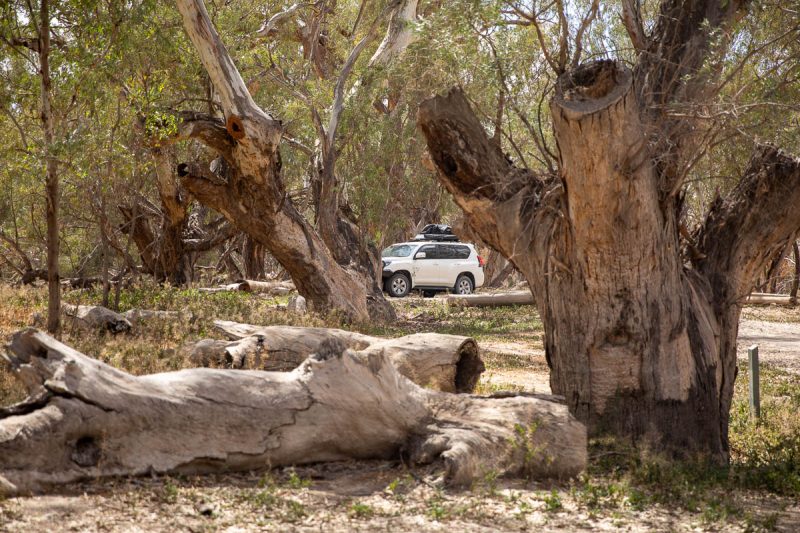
446;291;535;308
197;280;296;296
189;321;485;393
745;293;795;306
62;304;132;333
235;279;295;295
0;329;586;495
123;309;187;324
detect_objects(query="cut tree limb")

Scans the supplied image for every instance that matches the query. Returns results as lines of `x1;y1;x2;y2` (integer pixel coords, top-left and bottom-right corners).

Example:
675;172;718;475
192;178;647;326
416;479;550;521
0;329;586;495
446;291;535;308
192;320;485;393
745;293;795;306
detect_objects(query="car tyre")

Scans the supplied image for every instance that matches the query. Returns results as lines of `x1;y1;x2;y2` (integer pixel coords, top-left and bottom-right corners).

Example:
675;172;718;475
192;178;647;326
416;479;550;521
453;274;474;295
385;273;411;298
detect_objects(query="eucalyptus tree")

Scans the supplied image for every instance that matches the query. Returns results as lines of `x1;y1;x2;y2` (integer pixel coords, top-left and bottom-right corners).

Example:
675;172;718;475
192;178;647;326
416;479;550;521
419;0;800;457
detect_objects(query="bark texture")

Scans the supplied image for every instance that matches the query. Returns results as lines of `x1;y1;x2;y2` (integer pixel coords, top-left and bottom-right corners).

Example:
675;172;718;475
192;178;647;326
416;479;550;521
189;320;484;393
0;329;586;495
418;59;800;458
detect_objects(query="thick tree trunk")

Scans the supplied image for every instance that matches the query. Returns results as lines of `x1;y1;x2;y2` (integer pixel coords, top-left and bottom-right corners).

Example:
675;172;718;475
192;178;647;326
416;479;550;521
241;236;266;280
173;0;394;322
118;150;191;286
0;329;586;495
418;61;800;459
190;320;485;393
40;0;60;334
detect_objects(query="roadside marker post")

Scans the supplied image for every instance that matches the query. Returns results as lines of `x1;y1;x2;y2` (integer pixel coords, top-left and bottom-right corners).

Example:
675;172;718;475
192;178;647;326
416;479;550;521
748;345;760;419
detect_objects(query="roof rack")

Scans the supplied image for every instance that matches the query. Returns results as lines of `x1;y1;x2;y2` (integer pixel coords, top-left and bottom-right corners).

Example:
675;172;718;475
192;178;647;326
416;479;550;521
411;223;460;242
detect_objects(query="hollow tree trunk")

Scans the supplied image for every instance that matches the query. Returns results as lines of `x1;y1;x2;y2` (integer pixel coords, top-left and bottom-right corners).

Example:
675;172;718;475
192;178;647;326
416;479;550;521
418;61;800;459
188;319;485;393
0;329;585;495
172;0;393;322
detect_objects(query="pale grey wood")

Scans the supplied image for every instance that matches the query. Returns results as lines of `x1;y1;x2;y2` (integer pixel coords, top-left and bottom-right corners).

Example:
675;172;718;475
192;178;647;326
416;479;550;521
0;329;586;495
62;304;132;333
191;321;485;393
446;291;535;308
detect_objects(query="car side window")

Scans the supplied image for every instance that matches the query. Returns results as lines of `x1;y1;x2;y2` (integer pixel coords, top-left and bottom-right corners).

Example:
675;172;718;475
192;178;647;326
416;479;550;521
416;244;437;259
454;246;470;259
437;245;455;260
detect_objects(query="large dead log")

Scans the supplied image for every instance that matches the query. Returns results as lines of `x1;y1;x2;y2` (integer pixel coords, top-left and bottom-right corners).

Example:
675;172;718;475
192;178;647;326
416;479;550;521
745;293;795;306
191;321;484;393
232;279;295;295
0;329;586;495
196;280;295;296
446;291;535;308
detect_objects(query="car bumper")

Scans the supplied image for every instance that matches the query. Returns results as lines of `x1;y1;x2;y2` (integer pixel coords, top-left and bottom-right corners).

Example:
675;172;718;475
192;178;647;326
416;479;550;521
474;269;485;288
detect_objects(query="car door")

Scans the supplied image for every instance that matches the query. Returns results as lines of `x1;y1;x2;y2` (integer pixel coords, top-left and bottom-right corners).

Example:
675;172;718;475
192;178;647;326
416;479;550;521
434;245;459;286
412;244;440;285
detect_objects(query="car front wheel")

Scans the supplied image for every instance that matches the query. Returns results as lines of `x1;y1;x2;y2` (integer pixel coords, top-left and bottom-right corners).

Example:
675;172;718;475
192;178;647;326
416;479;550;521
385;273;411;298
453;275;474;295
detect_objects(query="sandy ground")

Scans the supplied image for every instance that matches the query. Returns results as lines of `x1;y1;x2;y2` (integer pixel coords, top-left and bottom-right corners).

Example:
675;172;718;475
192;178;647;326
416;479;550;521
1;462;797;533
738;319;800;374
481;317;800;397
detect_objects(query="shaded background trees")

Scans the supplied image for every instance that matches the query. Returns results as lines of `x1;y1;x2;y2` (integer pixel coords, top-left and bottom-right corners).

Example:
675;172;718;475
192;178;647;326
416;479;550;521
0;0;797;321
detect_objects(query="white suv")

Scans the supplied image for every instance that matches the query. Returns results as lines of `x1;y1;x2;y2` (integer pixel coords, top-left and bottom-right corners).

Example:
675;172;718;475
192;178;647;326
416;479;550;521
381;241;485;297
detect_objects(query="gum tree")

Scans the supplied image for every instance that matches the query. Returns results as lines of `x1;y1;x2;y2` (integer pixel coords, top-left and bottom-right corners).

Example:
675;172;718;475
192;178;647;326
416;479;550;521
418;0;800;457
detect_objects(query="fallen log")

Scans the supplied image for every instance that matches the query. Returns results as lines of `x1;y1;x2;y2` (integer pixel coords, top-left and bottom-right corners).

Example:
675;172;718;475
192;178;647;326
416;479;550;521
745;292;796;306
197;280;295;296
235;279;295;295
62;304;132;333
0;329;586;495
188;321;484;393
123;308;188;324
446;291;535;307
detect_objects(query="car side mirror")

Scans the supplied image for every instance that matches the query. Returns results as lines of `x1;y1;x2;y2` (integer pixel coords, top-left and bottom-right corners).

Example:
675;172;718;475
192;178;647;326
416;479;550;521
414;252;427;259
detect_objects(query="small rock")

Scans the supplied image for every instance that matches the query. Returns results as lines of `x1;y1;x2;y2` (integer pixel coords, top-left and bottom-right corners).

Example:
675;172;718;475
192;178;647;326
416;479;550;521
287;295;307;315
196;502;214;517
30;312;44;327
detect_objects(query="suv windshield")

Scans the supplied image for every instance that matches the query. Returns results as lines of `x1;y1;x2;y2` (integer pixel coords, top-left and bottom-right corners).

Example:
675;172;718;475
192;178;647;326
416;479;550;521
382;244;416;258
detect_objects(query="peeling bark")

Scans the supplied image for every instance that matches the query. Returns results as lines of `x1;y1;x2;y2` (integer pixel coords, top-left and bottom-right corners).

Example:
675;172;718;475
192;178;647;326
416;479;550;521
0;329;586;495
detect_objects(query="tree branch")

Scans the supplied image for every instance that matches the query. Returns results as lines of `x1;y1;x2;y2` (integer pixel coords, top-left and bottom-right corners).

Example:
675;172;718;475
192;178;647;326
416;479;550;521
571;0;600;68
417;88;560;269
695;145;800;307
175;0;279;133
256;2;313;38
620;0;648;52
